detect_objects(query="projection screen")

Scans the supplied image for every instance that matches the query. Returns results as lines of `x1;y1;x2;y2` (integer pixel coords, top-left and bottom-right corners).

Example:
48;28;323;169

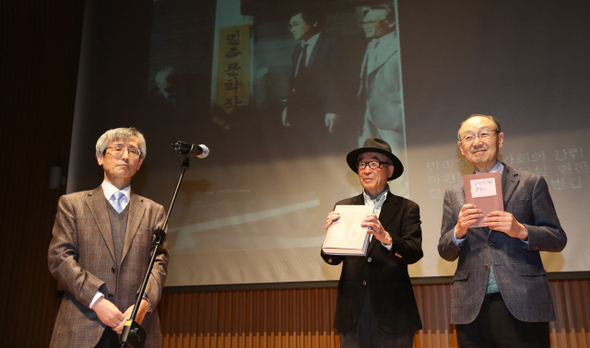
68;0;590;288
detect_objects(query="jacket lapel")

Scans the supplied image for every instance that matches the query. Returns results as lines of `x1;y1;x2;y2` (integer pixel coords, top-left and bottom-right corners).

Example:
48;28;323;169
122;192;145;263
501;163;519;208
291;44;302;74
353;192;398;255
306;34;322;70
87;187;116;261
377;192;397;228
368;46;397;76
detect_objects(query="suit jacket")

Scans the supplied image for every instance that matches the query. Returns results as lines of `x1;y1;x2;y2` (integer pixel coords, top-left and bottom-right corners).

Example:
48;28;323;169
321;192;423;334
438;164;566;325
359;31;403;131
48;187;169;347
287;32;341;128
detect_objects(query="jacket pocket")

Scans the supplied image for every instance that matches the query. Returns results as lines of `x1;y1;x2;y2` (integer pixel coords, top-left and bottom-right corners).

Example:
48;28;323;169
453;268;469;281
513;262;547;277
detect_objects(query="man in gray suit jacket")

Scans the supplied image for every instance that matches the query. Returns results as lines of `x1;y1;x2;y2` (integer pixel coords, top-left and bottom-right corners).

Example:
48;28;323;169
322;137;422;348
358;4;407;196
438;115;566;348
48;127;168;347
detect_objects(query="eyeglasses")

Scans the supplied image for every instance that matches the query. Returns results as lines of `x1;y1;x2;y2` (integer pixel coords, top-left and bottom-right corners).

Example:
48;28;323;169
106;145;142;158
357;161;390;170
460;130;497;144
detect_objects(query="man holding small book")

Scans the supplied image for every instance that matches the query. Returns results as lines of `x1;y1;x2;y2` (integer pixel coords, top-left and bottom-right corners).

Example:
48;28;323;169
321;137;423;348
438;114;567;347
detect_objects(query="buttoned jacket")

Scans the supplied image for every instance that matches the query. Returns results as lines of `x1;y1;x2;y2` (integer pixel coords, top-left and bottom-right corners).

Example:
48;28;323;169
321;192;423;334
438;164;566;324
48;186;168;347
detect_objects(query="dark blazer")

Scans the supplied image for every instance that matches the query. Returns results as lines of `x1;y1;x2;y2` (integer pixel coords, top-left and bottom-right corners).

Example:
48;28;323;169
321;192;423;335
48;187;169;347
438;164;566;325
287;32;341;128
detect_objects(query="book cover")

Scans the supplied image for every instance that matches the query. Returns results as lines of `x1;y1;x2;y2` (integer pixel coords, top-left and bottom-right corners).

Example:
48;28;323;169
322;205;373;256
463;171;504;227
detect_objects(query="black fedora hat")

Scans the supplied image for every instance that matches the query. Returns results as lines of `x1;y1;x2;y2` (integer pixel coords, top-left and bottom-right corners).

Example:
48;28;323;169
346;138;404;181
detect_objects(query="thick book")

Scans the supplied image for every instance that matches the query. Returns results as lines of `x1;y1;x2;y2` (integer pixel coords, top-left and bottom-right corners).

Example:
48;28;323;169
463;171;504;227
322;205;373;256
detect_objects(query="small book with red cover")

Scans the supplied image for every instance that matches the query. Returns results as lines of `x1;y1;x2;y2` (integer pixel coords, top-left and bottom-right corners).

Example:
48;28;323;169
463;172;504;227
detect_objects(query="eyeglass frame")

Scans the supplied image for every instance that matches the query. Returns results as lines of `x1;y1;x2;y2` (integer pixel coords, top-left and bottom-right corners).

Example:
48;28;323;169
357;160;391;170
105;145;142;158
460;129;498;144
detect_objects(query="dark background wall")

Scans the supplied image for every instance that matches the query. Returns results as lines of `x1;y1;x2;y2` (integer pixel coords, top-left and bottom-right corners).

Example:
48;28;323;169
0;1;84;346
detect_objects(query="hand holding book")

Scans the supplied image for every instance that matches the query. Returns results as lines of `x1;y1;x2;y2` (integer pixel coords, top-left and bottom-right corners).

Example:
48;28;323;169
322;205;374;256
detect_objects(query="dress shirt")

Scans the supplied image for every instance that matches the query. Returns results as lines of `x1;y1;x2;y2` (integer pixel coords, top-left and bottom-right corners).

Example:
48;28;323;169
363;184;393;250
89;180;132;308
366;31;396;73
295;32;321;76
101;180;130;212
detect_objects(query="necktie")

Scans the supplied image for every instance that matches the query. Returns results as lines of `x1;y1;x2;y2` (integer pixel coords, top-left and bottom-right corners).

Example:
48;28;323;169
293;43;308;93
296;43;308;77
111;191;125;213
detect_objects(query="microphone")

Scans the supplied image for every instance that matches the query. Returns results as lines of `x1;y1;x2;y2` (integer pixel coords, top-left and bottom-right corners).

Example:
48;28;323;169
172;141;210;159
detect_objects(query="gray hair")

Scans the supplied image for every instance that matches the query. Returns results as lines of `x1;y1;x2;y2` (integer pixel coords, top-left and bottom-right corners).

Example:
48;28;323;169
96;127;147;158
361;4;396;23
457;114;502;140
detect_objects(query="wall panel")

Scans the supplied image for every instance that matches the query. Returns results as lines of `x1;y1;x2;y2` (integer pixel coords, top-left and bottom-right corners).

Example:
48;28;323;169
159;280;590;348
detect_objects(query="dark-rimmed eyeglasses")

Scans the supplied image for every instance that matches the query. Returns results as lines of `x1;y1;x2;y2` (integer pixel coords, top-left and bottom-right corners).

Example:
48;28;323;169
357;161;390;170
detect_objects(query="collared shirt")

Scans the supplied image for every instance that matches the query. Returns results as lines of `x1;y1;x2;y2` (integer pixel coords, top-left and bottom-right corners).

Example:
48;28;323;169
295;32;321;76
89;180;131;308
101;180;131;212
366;30;396;72
363;184;393;250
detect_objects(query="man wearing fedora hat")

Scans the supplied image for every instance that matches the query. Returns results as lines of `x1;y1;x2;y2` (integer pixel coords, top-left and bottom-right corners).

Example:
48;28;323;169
321;137;423;347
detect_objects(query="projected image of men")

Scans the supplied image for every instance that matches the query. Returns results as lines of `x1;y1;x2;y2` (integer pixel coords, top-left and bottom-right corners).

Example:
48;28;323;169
358;4;407;194
282;8;340;143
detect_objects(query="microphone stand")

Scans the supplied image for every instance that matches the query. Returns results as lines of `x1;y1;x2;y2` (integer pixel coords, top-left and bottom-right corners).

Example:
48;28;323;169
120;155;192;348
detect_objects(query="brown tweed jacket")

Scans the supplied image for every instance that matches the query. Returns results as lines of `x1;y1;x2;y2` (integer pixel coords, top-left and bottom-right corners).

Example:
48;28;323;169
48;186;169;347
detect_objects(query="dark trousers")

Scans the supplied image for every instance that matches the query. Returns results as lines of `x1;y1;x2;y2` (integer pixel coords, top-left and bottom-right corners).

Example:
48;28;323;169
95;326;120;348
456;292;550;348
339;290;415;348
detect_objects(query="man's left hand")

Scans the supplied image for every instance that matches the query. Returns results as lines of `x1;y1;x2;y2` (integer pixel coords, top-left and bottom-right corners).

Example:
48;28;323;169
362;214;392;245
484;210;528;240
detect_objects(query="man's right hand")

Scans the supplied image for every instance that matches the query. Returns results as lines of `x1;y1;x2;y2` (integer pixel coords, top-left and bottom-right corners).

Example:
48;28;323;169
92;296;126;328
455;203;483;238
